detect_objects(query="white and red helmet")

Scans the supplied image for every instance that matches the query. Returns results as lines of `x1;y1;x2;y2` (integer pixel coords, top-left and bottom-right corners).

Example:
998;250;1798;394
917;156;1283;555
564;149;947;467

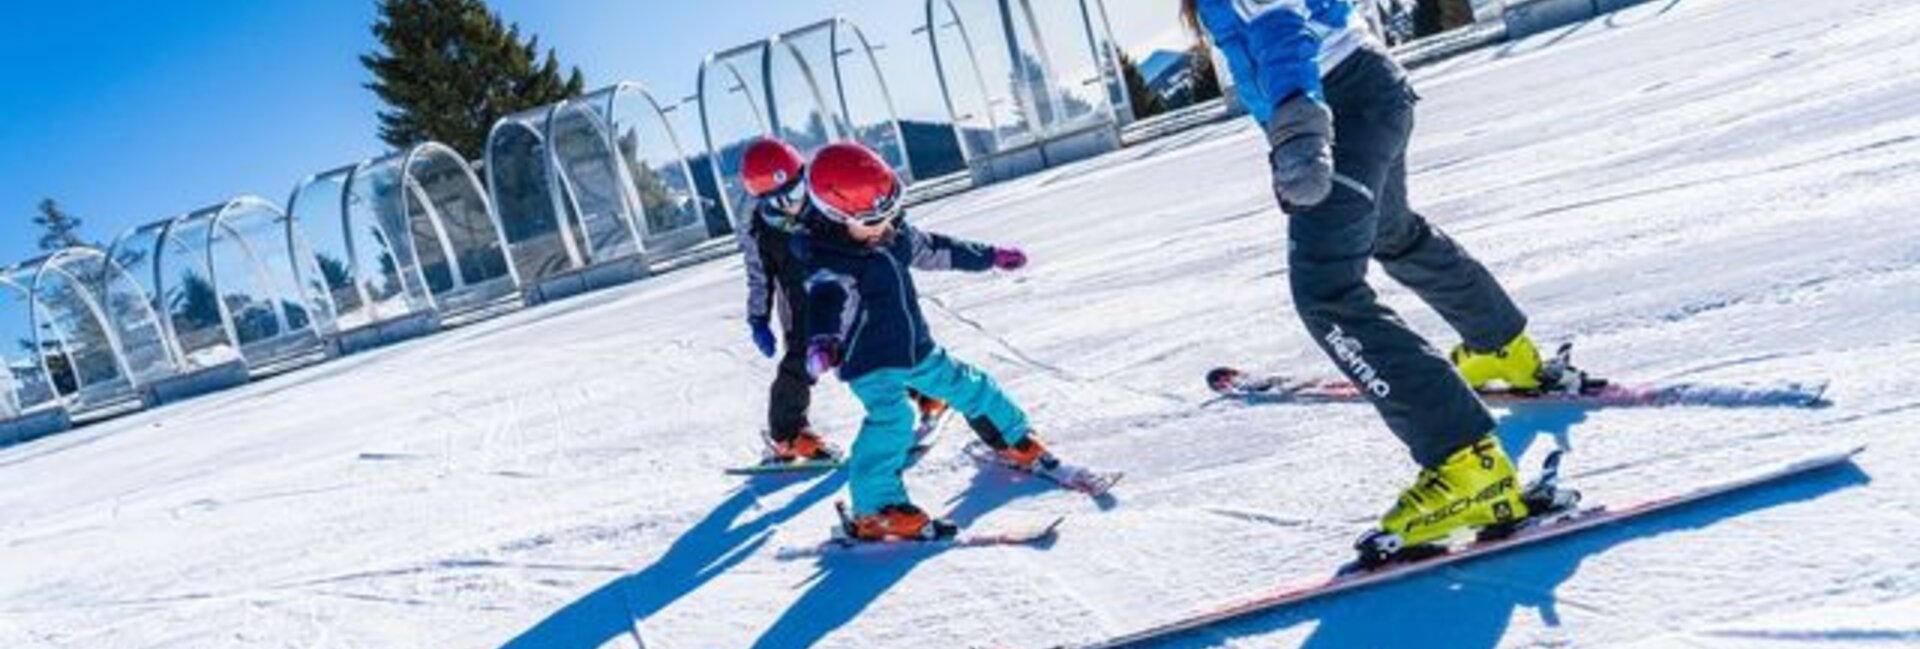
806;142;902;226
739;138;806;198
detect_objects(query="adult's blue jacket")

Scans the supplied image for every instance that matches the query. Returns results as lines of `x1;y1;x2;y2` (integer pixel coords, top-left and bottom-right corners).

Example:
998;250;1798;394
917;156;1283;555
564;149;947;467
1192;0;1370;126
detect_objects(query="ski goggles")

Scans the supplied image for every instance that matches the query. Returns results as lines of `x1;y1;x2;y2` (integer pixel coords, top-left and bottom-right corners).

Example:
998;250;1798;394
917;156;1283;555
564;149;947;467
762;177;809;215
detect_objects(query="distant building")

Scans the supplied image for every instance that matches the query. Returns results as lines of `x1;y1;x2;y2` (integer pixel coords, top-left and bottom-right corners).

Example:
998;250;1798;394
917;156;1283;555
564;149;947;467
1140;50;1195;106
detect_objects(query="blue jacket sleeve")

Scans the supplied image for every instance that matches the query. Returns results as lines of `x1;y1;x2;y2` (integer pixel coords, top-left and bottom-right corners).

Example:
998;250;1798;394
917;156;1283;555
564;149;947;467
805;267;858;341
903;224;996;273
1197;0;1327;125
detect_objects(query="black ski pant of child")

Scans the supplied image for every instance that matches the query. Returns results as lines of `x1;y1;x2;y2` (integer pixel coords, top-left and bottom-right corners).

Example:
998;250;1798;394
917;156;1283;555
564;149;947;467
769;305;813;442
1281;45;1529;469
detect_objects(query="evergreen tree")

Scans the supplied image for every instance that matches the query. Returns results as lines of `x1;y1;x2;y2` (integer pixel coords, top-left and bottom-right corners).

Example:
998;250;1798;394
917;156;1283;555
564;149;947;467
32;199;86;252
362;0;585;159
1118;52;1169;119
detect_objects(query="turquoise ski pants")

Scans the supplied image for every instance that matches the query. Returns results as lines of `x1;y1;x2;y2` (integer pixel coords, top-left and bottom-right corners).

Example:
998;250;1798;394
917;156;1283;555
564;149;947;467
846;347;1029;515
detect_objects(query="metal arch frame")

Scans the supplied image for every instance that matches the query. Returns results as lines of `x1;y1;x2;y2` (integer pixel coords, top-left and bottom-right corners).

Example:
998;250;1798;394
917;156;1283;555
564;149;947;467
1084;0;1133;125
399;141;524;293
926;0;1013;158
0;274;62;418
696;42;776;227
543;92;650;262
607;80;711;239
24;248;177;406
287;164;376;329
486;109;589;271
341;154;442;319
205;196;335;357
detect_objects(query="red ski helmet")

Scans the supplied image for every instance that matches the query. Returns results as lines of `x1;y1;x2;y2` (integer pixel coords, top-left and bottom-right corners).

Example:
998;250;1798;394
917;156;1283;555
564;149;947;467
806;142;902;226
740;138;806;198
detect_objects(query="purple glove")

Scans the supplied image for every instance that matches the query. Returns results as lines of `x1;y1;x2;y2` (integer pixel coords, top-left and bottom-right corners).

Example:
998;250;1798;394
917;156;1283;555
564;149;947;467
805;336;844;379
992;247;1028;271
749;317;777;358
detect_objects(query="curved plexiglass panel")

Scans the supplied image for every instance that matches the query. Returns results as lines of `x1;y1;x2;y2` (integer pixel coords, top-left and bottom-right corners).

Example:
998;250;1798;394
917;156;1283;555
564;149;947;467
767;32;840;155
487;110;582;285
548;94;644;264
930;0;1033;155
290;167;382;331
13;249;176;412
0;276;60;419
771;19;915;183
608;83;712;256
927;0;1120;157
402;143;519;312
206;197;334;368
1007;0;1114;135
107;215;243;371
698;42;774;227
342;157;437;323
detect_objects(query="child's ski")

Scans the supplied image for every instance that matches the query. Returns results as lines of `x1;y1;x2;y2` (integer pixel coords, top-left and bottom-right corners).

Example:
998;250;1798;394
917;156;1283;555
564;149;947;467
725;411;953;476
963;441;1124;497
775;509;1064;560
1046;444;1866;649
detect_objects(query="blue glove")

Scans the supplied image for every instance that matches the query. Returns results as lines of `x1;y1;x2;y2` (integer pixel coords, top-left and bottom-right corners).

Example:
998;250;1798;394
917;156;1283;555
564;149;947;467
750;317;777;358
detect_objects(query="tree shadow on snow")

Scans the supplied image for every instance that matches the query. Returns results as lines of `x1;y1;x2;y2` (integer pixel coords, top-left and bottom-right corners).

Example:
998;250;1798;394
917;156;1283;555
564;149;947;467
496;472;846;649
1138;460;1870;649
748;462;1070;648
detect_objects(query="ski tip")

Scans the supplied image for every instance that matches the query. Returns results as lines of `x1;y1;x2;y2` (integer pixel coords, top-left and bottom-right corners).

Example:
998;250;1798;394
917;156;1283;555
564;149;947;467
1206;367;1242;392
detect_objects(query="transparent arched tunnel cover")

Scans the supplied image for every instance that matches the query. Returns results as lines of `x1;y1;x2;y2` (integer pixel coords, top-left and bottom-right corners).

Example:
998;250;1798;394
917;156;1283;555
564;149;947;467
18;250;177;411
608;84;711;255
1006;0;1115;135
767;32;840;156
403;143;519;312
107;215;243;371
344;156;438;322
291;167;380;331
487;110;581;284
928;0;1036;156
699;43;774;227
206;197;333;367
548;96;644;264
770;19;914;183
0;276;59;418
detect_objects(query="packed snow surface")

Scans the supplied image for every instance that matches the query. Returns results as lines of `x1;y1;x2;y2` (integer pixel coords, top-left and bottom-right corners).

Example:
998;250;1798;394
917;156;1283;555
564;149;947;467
5;0;1919;647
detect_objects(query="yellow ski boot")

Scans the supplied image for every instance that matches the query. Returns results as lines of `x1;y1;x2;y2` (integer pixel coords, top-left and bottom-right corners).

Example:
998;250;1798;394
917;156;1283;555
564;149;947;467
1452;334;1544;393
1358;435;1530;565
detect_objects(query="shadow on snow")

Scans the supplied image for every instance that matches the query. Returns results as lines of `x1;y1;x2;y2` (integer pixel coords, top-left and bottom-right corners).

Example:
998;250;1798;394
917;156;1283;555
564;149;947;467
1134;453;1869;649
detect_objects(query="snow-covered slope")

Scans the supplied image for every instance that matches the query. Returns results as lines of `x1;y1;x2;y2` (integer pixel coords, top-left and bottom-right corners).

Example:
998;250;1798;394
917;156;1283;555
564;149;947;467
5;0;1919;647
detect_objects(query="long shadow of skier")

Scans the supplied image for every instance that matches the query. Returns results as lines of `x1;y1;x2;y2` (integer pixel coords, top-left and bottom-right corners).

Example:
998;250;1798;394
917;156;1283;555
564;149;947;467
1134;460;1870;649
748;463;1064;648
496;472;846;649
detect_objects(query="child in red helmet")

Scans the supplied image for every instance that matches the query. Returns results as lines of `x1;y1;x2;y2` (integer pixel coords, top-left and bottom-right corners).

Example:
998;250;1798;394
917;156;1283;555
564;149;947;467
736;138;949;467
797;142;1039;541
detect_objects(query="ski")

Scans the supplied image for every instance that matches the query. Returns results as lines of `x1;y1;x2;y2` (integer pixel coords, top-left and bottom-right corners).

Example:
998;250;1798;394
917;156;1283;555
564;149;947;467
775;512;1064;560
725;411;953;476
964;440;1124;497
1208;344;1828;409
1047;444;1866;649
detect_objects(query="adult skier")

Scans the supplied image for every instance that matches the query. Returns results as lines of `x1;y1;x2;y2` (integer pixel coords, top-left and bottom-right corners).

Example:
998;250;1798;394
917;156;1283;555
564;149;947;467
1179;0;1550;552
737;138;951;466
797;142;1043;541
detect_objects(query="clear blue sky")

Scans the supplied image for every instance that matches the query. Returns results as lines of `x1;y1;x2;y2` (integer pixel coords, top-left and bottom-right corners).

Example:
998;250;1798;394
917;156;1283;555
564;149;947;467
0;0;1186;265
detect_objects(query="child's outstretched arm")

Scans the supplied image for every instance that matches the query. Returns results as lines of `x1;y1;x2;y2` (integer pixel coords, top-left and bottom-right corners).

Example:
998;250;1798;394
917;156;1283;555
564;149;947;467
803;268;860;377
904;223;1026;273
